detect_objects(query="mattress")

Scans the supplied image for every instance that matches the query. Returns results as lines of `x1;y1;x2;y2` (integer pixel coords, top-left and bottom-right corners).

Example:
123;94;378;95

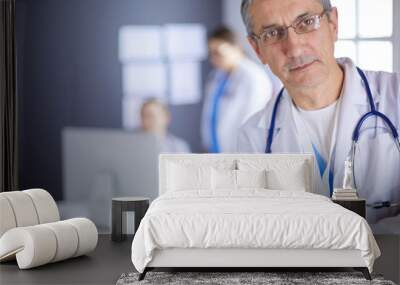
131;189;380;273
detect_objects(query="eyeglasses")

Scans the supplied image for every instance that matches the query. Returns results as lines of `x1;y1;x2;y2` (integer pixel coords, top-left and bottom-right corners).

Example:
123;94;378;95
250;10;329;46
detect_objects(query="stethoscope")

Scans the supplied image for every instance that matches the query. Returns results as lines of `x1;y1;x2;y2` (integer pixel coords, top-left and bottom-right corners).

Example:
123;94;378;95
265;67;400;209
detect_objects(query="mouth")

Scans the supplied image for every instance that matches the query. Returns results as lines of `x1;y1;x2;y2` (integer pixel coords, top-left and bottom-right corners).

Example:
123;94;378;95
289;60;316;72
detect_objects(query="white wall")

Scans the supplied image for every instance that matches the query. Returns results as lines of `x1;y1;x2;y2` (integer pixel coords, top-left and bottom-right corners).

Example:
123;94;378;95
222;0;257;61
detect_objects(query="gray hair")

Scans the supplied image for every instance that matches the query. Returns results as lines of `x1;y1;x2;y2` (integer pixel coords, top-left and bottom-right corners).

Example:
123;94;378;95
241;0;332;35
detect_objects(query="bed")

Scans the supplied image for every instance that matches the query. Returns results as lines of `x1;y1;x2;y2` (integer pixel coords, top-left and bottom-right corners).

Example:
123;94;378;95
131;154;380;280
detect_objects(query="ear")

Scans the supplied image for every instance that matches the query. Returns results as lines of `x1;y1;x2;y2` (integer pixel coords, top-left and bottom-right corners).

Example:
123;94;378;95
328;7;339;42
247;36;269;65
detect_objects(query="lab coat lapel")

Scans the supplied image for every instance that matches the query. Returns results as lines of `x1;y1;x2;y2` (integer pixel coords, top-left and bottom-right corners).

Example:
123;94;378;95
223;60;244;98
333;60;372;187
268;91;304;153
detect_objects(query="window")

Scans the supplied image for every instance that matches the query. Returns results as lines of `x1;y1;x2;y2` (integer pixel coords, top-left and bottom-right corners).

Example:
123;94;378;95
332;0;398;72
118;24;207;129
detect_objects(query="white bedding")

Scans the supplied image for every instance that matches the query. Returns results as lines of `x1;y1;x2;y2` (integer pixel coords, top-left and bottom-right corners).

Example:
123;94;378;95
131;190;380;273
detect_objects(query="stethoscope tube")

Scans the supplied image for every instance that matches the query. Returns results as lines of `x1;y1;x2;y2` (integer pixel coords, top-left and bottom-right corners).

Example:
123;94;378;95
352;111;399;142
265;66;400;209
349;68;400;193
265;88;284;154
352;67;399;142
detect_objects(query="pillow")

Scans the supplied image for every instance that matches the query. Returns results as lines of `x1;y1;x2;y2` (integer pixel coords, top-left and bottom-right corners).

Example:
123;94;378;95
212;169;236;190
237;158;309;191
167;162;212;191
236;169;267;189
266;164;307;191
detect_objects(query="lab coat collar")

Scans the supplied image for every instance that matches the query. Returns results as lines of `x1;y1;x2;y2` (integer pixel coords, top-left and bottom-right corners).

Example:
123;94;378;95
255;89;303;153
256;90;292;130
337;57;380;105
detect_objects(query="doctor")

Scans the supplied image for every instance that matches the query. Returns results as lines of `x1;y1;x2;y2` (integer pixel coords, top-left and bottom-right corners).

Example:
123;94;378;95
201;26;274;153
237;0;400;223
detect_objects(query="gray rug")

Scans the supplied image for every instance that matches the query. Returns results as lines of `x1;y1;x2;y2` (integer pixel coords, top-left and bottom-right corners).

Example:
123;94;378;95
116;271;396;285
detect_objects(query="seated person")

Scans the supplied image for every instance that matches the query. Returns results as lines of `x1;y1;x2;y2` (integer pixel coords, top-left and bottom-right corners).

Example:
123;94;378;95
140;99;190;153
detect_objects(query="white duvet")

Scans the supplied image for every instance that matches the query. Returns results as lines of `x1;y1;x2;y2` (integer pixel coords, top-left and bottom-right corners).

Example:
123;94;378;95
131;190;380;273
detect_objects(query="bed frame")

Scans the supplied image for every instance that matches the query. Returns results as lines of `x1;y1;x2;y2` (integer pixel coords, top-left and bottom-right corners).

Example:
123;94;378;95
138;248;371;280
138;154;372;281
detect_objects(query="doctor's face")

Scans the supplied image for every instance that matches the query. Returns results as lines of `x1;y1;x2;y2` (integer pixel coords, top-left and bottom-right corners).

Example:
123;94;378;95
248;0;338;90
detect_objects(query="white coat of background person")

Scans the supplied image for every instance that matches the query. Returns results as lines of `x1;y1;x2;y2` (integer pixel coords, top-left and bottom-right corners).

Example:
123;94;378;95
140;99;190;153
237;0;400;223
201;26;274;153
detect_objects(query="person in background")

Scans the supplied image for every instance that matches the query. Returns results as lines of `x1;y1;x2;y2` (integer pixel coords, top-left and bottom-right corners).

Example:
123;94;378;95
140;99;190;153
201;26;274;153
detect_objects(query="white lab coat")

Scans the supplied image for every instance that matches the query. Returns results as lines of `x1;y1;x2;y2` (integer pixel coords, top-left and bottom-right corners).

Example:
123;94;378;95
201;58;274;152
135;129;190;153
159;133;191;153
237;58;400;223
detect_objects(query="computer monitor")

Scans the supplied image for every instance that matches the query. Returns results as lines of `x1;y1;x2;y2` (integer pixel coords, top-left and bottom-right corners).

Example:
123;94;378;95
61;127;160;228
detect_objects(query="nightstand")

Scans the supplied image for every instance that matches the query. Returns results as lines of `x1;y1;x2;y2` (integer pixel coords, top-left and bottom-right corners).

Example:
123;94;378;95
111;197;149;242
332;199;366;218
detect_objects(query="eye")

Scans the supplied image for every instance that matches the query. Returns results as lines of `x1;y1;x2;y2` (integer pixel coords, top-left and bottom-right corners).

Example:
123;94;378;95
263;28;280;41
302;16;316;26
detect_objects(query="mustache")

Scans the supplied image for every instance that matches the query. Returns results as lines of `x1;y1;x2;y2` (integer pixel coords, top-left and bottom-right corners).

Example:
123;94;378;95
284;55;319;71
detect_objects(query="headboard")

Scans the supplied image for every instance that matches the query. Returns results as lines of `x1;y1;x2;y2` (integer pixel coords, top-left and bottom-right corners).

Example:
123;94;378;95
158;153;315;195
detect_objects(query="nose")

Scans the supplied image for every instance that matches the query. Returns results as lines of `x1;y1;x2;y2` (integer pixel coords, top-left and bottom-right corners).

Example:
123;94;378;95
281;27;304;58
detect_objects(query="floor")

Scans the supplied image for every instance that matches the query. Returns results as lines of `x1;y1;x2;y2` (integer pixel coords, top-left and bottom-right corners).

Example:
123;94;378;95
0;235;134;285
1;234;398;285
373;234;400;284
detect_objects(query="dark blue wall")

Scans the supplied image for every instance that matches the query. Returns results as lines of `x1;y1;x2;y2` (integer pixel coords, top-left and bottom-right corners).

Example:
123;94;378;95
17;0;222;200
